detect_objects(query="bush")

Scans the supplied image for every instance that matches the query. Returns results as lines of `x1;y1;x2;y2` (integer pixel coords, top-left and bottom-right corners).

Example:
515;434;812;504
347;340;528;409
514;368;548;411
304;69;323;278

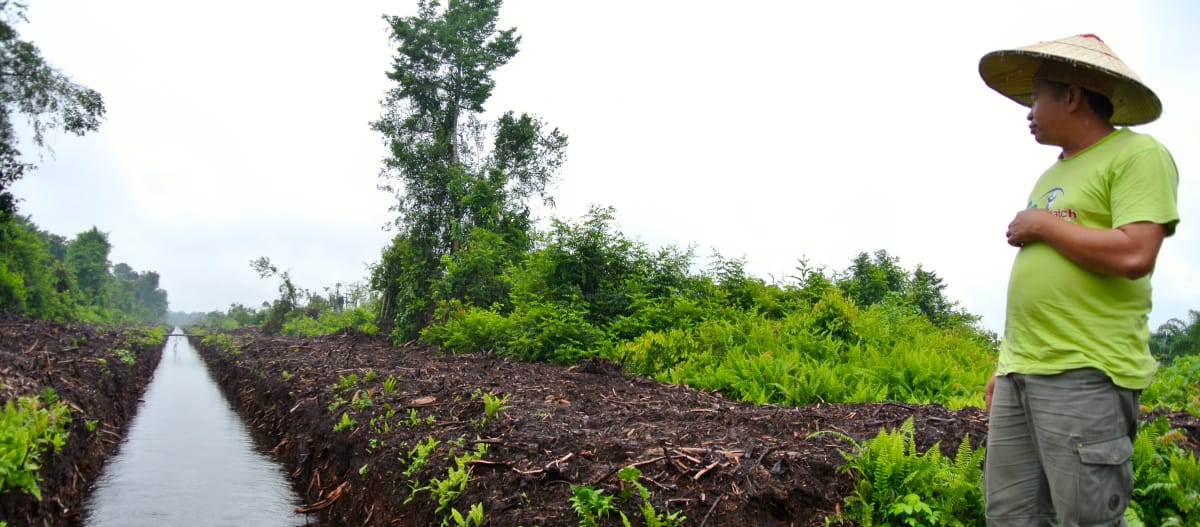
0;392;72;500
817;417;985;526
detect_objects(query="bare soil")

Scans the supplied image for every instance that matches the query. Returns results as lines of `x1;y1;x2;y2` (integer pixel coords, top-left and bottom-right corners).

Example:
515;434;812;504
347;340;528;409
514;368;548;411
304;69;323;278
193;328;1200;527
0;315;163;526
2;318;1197;526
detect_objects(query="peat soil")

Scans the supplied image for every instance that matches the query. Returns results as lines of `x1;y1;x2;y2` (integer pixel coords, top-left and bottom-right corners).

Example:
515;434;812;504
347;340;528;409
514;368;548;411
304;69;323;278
193;328;1200;527
0;316;164;526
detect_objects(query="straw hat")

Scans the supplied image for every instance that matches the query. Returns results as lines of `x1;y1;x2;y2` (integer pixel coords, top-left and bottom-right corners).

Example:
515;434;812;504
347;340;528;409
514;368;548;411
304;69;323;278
979;34;1161;125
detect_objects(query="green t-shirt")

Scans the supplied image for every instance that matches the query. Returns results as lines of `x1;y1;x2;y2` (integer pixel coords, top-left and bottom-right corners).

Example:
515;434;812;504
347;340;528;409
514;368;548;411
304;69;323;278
998;128;1180;389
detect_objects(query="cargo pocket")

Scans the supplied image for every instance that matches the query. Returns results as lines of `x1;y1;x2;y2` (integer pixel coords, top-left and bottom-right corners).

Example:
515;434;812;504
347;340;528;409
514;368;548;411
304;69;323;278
1075;436;1133;525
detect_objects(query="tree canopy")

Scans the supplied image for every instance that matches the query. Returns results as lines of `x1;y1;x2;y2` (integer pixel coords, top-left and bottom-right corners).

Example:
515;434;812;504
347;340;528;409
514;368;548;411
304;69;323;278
0;1;106;217
372;0;567;338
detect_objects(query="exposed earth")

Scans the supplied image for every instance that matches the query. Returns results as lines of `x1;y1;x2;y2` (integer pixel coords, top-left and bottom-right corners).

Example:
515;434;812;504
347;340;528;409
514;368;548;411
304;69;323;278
0;315;163;526
2;317;1199;526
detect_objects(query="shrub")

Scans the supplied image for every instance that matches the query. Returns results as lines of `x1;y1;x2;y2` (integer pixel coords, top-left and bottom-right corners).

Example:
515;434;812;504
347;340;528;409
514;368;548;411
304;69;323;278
0;393;72;499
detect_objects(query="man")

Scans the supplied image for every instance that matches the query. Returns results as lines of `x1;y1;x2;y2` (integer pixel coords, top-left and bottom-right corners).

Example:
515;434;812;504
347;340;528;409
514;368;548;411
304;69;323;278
978;34;1180;526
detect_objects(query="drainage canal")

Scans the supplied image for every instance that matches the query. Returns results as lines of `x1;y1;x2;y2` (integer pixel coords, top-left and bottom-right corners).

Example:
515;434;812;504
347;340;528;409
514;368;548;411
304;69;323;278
85;330;308;526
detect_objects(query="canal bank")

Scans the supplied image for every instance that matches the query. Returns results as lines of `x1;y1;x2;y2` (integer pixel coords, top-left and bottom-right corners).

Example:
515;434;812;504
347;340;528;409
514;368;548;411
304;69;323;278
84;331;307;526
0;317;164;526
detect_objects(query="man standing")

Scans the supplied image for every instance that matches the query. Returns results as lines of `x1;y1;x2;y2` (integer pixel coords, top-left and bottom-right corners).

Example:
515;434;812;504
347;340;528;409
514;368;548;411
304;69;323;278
978;34;1180;526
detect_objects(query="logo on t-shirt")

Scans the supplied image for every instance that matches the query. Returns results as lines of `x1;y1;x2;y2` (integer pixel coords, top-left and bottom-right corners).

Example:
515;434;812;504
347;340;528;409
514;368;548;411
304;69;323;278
1028;187;1078;222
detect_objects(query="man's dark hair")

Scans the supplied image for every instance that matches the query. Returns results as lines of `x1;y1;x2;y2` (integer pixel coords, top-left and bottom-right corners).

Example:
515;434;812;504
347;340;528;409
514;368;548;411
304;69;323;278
1041;79;1115;121
1082;88;1115;120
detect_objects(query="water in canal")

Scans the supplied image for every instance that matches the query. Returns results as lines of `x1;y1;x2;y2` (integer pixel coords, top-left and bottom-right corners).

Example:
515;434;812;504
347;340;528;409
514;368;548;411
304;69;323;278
84;331;308;526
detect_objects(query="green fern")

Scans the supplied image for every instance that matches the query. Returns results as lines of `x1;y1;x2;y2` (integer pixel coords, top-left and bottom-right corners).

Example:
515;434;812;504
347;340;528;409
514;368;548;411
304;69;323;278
815;417;985;526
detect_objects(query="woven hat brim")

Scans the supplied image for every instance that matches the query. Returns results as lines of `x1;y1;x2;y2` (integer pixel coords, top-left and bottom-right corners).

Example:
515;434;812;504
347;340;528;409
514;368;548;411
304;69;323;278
979;49;1162;126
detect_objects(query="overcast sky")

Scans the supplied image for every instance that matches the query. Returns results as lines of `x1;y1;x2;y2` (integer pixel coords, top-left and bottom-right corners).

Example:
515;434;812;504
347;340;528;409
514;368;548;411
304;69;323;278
11;1;1199;334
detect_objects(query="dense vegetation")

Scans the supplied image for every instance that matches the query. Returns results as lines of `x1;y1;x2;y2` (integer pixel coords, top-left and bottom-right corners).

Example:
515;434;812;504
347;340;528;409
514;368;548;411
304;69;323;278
182;2;1200;525
0;2;166;324
5;0;1194;524
0;216;168;323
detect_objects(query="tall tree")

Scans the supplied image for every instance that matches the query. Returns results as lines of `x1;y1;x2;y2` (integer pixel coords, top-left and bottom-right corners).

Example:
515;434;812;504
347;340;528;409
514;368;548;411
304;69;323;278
65;227;111;304
372;0;567;338
0;1;106;217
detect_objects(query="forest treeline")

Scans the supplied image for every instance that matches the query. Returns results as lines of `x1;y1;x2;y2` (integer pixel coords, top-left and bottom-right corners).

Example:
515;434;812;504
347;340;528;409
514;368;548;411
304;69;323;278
0;216;168;323
4;0;1198;524
0;2;166;324
181;0;1198;415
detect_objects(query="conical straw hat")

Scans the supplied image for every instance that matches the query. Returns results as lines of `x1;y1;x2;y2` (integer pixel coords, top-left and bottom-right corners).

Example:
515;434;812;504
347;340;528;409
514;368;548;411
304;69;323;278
979;34;1161;125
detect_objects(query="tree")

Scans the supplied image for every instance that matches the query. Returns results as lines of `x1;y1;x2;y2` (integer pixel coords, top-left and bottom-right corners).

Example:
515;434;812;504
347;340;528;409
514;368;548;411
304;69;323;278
65;227;111;305
0;1;106;217
372;0;567;339
251;256;306;334
1150;310;1200;364
836;250;974;329
0;214;73;317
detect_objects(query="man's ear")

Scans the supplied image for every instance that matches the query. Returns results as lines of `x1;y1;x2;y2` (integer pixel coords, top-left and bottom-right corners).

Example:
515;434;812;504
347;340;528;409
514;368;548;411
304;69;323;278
1065;84;1083;111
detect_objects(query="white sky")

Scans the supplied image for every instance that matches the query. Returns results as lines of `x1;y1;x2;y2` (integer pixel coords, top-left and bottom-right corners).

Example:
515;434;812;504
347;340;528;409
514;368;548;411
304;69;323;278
11;1;1199;334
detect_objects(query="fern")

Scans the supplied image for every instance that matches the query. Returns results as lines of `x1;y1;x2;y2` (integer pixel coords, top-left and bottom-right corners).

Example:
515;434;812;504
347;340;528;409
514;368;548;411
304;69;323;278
816;417;985;526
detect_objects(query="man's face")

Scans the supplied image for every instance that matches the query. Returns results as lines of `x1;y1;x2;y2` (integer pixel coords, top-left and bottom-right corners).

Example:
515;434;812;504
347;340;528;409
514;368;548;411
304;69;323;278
1027;79;1070;147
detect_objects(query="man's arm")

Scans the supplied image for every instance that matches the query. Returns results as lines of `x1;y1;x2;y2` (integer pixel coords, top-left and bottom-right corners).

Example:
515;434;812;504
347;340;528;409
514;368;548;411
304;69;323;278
1005;209;1166;279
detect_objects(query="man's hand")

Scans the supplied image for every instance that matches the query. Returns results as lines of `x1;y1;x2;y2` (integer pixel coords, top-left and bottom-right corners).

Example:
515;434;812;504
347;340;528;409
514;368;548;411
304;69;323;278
1006;209;1054;248
1005;209;1167;279
985;374;996;413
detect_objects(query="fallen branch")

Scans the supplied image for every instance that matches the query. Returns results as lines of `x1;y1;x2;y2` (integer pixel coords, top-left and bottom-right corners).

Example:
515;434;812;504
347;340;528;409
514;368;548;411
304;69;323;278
698;494;725;527
693;460;721;481
296;481;349;514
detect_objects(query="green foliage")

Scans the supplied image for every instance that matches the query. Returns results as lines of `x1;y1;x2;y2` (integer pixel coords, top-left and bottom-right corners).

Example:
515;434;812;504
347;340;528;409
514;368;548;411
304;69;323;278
110;348;134;366
333;412;356;433
1126;416;1200;526
199;333;241;356
0;393;72;500
480;390;510;421
618;466;685;527
331;373;359;393
65;227;112;305
382;375;399;396
836;251;978;329
0;1;106;217
122;326;166;348
0;216;169;323
1150;310;1200;364
448;502;485;527
816;417;985;526
280;306;379;337
425;443;488;518
886;493;941;526
404;437;441;478
416;203;998;408
0;216;75;318
569;484;622;527
371;0;568;340
1142;353;1200;414
628;294;992;408
422;299;517;353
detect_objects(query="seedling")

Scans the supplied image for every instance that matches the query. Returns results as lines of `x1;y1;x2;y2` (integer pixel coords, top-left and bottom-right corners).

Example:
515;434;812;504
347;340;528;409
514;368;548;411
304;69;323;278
404;437;441;478
382;375;399;395
618;466;686;527
482;391;510;420
449;502;485;527
333;412;356;433
569;484;621;527
331;373;359;392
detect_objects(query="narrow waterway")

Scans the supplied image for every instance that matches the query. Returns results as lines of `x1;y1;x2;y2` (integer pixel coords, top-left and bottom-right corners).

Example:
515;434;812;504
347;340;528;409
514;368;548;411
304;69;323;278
84;330;308;527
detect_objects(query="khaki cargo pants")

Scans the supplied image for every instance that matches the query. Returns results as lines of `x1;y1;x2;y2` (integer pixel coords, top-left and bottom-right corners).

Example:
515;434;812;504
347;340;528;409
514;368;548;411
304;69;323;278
983;368;1138;527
